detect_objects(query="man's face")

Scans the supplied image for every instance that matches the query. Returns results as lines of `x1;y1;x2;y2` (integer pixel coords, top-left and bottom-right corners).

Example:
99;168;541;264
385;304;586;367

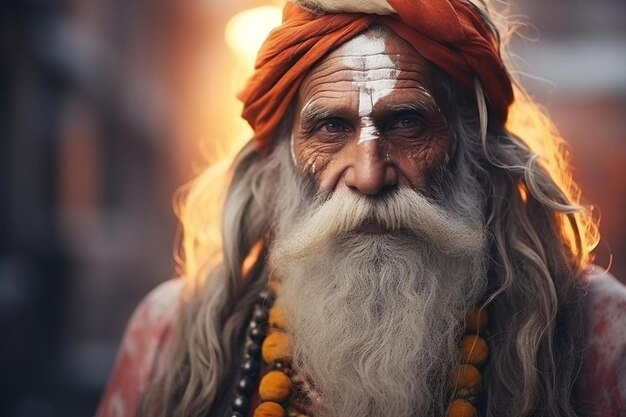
291;29;453;196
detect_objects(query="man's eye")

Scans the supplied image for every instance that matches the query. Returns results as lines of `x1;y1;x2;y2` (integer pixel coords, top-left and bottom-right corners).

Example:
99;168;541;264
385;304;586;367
320;119;348;133
390;115;422;130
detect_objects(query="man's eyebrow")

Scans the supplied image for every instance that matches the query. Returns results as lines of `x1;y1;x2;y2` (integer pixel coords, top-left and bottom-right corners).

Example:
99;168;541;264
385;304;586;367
300;100;334;124
383;100;442;115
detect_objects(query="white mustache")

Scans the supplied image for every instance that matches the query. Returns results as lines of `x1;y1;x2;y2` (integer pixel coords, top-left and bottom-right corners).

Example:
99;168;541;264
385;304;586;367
272;188;486;263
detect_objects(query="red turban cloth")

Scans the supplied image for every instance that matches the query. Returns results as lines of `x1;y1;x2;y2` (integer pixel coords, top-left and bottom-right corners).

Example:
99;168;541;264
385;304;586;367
239;0;514;151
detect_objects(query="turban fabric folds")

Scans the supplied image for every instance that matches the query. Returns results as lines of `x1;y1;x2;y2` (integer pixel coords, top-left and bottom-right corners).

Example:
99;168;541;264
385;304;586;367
239;0;514;151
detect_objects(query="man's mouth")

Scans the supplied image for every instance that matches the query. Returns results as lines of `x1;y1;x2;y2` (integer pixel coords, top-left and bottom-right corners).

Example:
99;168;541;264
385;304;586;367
357;220;388;234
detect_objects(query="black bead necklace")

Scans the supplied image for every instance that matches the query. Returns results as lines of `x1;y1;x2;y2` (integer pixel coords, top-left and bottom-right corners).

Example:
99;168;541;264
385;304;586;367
227;289;274;417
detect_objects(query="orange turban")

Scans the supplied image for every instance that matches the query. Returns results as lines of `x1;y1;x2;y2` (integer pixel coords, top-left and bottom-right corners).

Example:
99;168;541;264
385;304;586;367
239;1;514;151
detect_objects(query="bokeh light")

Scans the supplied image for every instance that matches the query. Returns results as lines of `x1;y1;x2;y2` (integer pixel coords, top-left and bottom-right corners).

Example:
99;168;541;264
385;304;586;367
225;6;282;63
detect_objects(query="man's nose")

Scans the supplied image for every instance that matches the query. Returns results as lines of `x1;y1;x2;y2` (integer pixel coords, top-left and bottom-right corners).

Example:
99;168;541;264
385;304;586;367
343;140;398;195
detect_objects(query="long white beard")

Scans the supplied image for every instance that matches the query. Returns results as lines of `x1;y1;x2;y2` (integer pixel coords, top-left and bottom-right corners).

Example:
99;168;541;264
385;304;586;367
268;147;488;417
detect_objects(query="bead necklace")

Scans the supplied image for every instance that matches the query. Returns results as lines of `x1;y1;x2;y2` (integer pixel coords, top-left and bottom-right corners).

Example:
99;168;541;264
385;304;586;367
227;285;490;417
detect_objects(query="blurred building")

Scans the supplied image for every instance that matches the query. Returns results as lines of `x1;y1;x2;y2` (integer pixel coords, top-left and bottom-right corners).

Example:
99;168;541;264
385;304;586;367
1;1;624;416
506;0;626;277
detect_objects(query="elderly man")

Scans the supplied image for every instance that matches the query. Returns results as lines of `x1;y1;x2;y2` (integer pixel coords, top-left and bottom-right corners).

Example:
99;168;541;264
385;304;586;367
97;1;625;417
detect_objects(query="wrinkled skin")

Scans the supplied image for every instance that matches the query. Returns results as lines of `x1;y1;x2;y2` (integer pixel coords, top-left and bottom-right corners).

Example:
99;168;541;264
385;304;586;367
291;30;453;196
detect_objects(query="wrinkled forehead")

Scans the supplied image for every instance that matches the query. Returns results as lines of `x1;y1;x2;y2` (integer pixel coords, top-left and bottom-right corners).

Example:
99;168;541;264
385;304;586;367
298;29;437;100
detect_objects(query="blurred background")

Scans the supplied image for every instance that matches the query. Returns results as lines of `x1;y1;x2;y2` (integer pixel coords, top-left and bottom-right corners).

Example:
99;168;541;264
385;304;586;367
1;0;624;416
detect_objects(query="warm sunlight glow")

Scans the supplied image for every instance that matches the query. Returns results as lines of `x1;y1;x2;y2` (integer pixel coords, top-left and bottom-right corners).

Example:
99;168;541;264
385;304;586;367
225;6;283;63
178;6;284;282
506;87;600;265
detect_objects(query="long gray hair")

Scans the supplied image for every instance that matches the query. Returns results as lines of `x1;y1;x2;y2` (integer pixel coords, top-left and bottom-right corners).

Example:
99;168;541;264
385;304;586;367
139;9;598;417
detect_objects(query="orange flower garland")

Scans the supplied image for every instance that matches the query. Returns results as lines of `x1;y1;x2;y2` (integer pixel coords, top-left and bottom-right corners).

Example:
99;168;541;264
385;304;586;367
255;299;308;417
258;371;291;402
446;307;490;417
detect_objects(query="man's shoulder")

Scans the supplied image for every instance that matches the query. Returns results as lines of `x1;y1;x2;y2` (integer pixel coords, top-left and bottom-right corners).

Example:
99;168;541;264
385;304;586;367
582;266;626;359
582;266;626;336
120;278;185;356
580;266;626;416
128;278;184;334
96;278;185;417
582;266;626;297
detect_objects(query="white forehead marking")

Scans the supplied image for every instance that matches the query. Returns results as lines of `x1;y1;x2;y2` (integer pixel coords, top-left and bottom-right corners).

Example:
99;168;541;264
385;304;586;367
339;35;400;144
359;117;379;143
